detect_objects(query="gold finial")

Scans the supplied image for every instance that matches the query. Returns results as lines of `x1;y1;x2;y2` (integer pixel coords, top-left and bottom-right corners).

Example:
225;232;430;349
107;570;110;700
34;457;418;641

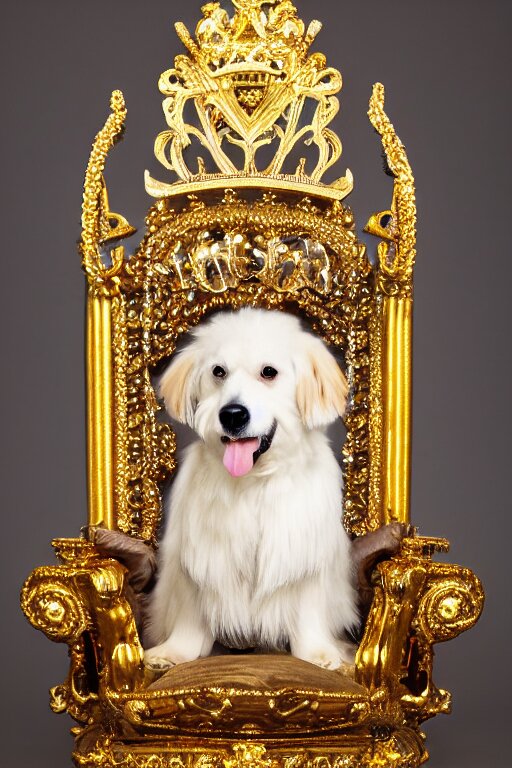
81;90;136;294
145;0;352;200
366;83;416;296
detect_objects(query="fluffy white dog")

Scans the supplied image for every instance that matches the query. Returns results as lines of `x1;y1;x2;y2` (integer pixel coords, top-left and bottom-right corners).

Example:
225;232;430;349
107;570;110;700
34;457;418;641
145;308;358;670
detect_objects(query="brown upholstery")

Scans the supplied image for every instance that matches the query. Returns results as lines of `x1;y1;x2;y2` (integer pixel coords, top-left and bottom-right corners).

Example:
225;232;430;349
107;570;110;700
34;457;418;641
148;653;362;694
118;655;370;737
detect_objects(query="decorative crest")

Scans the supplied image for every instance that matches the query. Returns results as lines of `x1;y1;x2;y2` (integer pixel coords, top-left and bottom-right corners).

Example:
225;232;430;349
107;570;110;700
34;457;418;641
145;0;353;200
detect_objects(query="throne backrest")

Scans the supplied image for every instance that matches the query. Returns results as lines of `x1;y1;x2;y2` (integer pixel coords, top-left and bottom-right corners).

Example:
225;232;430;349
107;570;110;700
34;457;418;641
81;2;416;545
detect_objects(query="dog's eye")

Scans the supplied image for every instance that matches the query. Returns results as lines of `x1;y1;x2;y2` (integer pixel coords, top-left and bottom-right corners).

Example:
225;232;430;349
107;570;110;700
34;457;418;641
212;365;227;379
261;366;278;380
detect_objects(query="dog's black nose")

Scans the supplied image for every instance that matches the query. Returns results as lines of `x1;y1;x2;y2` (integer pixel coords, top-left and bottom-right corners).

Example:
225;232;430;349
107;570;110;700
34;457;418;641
219;403;250;435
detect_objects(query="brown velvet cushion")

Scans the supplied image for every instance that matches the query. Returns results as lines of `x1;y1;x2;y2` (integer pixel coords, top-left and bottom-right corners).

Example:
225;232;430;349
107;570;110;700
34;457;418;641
117;654;371;737
148;653;362;694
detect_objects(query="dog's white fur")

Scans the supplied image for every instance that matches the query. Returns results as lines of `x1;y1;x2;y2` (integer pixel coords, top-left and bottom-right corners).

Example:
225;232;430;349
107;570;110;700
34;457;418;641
145;308;358;670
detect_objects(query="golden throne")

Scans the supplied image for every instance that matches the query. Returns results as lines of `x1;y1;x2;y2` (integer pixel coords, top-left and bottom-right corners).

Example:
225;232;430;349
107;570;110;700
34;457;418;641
21;2;483;766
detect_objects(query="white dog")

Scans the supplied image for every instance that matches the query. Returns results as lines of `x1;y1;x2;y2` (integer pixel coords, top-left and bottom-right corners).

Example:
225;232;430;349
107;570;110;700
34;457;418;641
145;308;358;670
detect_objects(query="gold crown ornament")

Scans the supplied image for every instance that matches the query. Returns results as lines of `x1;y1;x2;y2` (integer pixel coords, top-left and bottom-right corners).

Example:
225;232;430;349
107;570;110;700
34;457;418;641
145;0;353;200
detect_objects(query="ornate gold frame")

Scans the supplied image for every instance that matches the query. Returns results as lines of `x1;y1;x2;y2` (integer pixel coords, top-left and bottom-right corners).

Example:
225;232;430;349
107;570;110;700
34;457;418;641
21;3;483;766
83;79;414;540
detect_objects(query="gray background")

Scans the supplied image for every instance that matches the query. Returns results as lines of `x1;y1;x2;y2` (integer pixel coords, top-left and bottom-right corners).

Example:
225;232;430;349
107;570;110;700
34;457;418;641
1;0;510;764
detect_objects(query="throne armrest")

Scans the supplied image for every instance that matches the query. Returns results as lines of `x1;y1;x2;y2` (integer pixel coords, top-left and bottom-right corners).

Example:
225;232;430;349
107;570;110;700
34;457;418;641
356;535;484;720
21;538;145;723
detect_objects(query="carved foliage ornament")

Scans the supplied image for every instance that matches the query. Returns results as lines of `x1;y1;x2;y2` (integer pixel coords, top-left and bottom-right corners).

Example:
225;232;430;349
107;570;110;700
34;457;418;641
145;0;353;199
73;734;427;768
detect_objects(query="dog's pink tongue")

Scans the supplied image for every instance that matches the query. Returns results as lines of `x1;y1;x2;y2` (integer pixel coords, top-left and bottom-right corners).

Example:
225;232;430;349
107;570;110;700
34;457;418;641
223;438;259;477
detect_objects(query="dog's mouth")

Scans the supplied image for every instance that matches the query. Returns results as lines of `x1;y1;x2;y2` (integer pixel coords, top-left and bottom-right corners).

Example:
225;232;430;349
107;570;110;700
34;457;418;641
220;421;277;478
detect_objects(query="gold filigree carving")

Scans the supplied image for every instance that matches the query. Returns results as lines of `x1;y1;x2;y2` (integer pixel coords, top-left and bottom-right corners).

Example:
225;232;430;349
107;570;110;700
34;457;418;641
98;178;136;245
356;541;484;724
71;731;427;768
21;568;87;642
52;537;97;565
366;298;384;529
119;677;368;735
21;552;145;713
415;566;484;644
366;84;416;298
110;192;374;538
137;194;364;301
80;90;136;296
364;84;416;524
359;727;426;767
146;1;352;200
111;289;176;539
224;743;272;768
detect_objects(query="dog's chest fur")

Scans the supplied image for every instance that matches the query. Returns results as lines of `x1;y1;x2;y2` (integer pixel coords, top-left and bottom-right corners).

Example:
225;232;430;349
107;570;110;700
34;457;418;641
159;436;352;647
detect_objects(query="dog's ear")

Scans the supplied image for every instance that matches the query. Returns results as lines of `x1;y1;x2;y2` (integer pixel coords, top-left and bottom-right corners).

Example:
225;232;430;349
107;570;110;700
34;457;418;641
159;348;198;425
296;335;348;428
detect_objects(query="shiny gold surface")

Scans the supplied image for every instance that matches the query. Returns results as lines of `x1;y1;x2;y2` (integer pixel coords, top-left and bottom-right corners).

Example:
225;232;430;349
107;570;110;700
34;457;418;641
87;293;115;528
80;90;134;296
72;731;428;768
75;9;417;541
366;83;416;299
21;533;482;765
21;2;483;766
365;83;416;527
381;297;412;525
146;0;352;201
116;188;374;539
81;90;137;528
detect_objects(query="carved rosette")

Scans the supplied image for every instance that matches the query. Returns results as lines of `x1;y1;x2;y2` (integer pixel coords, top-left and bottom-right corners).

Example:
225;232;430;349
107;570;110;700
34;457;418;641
415;567;484;644
21;559;103;724
21;568;87;643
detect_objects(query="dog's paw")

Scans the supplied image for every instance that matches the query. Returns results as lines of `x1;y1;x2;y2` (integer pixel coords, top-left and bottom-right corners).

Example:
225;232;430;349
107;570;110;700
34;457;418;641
144;645;177;671
294;640;356;670
144;640;206;668
144;656;175;671
336;639;357;666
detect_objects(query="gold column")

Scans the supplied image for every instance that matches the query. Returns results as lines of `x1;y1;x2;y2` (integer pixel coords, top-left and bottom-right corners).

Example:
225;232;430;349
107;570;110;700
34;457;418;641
366;83;416;529
80;91;129;530
87;290;115;529
381;295;412;525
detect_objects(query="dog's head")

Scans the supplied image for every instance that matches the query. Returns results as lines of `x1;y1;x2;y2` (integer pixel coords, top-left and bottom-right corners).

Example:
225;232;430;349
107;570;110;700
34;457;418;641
159;308;348;477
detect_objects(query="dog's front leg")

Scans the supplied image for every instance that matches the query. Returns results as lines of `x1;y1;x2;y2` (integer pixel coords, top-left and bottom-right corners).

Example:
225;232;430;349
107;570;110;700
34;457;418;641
289;580;356;670
144;590;214;670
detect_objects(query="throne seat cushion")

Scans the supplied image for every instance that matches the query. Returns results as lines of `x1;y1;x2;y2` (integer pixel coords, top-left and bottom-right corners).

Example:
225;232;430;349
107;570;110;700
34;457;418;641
120;654;371;737
148;653;362;693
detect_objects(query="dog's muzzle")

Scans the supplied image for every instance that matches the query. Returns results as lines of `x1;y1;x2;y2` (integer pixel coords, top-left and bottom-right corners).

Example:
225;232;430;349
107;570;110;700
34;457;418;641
220;410;277;478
